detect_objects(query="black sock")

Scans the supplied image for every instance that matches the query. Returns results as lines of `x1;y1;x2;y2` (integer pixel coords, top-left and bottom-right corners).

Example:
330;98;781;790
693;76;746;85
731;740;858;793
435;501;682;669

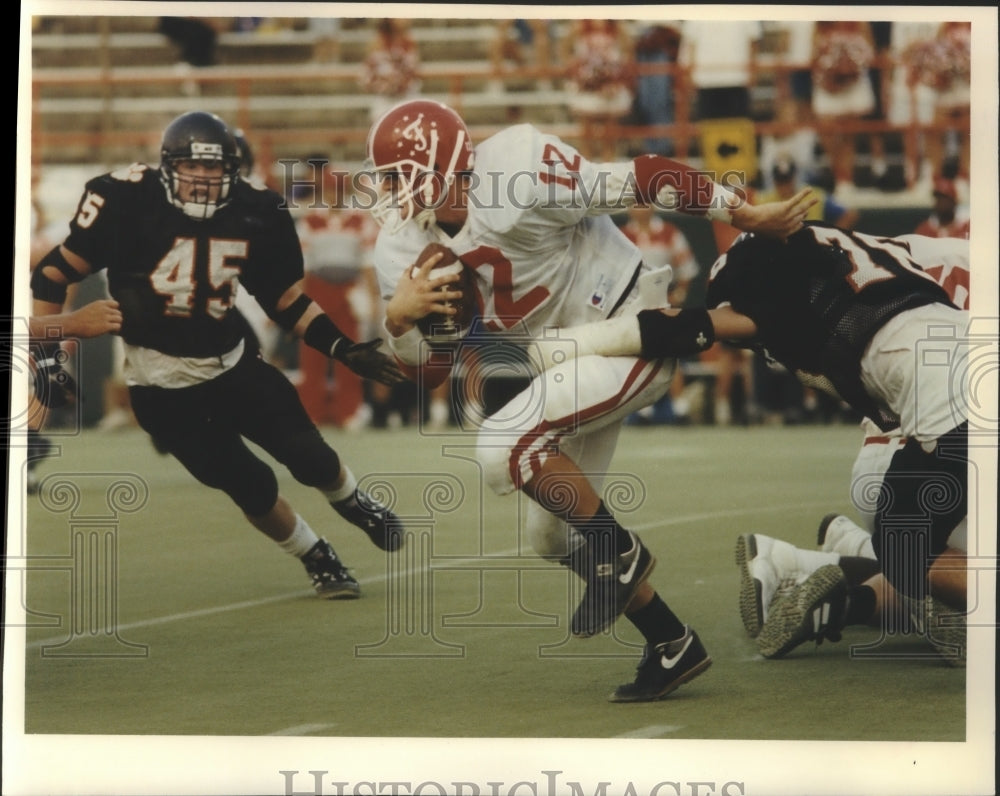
626;592;686;646
838;556;882;586
571;501;633;562
845;585;877;625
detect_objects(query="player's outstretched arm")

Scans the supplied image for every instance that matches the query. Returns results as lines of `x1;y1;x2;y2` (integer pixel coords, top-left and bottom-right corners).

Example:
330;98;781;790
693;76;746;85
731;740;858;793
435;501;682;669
729;188;818;239
629;154;816;239
270;283;406;386
527;306;758;372
30;299;123;340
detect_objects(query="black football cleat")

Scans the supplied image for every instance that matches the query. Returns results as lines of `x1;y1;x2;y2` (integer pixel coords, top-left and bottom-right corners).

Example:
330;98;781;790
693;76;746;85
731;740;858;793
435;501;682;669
301;538;361;599
571;531;656;638
609;626;712;702
333;489;404;552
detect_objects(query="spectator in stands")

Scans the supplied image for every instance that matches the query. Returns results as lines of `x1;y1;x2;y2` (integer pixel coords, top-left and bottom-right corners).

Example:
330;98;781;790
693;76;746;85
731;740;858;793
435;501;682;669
925;22;971;185
770;21;816;127
758;97;820;192
914;176;970;240
757;156;858;229
562;20;636;160
293;163;377;429
680;20;762;121
359;18;422;123
158;16;226;67
489;19;554;92
630;22;683;156
886;21;939;190
810;21;882;194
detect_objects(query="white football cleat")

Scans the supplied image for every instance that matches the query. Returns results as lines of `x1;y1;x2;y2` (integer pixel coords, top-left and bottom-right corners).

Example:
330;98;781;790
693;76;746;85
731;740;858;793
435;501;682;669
736;533;825;637
817;513;876;559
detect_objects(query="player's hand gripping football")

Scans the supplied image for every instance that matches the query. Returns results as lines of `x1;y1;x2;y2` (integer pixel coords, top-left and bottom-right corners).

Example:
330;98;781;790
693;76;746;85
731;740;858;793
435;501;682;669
334;339;408;386
730;187;818;240
385;246;465;337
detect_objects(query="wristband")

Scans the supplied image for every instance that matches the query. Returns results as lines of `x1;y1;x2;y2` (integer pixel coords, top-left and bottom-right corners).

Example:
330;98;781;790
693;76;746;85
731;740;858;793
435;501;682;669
303;313;349;358
637;308;715;359
705;184;739;225
384;320;430;367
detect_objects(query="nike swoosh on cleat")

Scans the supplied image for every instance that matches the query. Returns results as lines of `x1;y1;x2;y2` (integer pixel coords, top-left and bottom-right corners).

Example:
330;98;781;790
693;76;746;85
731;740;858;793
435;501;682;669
618;551;640;585
659;635;693;670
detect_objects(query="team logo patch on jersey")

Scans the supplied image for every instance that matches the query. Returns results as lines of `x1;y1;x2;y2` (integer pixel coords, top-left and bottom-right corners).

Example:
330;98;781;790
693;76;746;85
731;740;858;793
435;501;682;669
589;273;617;311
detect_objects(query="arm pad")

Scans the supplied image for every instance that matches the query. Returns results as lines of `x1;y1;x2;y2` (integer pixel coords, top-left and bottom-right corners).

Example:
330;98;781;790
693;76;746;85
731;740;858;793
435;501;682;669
637;308;716;359
270;293;312;330
31;246;83;304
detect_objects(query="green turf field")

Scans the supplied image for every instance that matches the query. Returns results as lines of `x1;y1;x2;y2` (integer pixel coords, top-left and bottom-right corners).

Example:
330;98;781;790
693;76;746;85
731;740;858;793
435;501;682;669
18;423;968;741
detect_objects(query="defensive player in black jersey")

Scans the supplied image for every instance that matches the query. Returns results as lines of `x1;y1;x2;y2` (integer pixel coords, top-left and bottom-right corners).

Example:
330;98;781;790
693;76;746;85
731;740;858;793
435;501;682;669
30;111;408;599
530;222;970;657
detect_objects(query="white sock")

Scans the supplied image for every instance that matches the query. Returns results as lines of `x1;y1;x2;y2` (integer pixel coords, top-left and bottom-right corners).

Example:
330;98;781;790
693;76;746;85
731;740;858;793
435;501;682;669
278;514;321;557
324;465;358;505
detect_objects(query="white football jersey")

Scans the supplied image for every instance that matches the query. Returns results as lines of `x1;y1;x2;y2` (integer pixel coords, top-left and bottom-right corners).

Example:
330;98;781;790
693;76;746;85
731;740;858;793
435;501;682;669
373;124;643;338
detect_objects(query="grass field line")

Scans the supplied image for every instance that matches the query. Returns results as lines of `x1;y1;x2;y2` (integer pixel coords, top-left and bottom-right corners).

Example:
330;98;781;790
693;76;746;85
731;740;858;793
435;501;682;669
24;500;833;651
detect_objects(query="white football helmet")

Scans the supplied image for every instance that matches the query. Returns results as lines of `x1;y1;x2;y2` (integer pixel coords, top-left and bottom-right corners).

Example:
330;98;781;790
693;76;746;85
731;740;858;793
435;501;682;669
364;99;475;233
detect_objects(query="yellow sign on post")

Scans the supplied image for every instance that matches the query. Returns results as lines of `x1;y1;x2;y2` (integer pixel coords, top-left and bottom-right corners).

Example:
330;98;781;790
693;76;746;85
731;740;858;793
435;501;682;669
698;118;758;185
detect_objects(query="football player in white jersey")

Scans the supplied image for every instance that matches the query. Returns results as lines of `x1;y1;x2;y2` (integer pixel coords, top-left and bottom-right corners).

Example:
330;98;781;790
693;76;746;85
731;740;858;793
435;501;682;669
364;99;814;701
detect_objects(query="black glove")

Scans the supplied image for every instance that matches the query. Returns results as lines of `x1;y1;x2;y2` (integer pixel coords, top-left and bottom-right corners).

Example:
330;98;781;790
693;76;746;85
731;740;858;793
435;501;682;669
334;338;407;386
31;342;77;409
333;338;407;386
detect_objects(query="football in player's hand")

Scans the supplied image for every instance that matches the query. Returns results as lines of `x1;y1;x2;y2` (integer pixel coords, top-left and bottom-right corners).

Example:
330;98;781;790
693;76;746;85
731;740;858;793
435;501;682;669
414;243;476;342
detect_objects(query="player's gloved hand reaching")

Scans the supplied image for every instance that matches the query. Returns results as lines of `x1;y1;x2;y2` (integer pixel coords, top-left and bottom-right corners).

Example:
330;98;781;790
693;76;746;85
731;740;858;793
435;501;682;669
335;338;408;386
31;342;77;408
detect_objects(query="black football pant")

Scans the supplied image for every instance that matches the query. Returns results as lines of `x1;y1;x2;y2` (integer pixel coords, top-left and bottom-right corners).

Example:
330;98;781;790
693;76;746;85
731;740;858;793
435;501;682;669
129;350;341;516
872;422;968;599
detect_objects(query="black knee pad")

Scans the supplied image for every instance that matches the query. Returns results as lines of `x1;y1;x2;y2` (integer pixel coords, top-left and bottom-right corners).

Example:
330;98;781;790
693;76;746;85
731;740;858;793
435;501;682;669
279;428;341;488
227;457;280;517
873;426;967;598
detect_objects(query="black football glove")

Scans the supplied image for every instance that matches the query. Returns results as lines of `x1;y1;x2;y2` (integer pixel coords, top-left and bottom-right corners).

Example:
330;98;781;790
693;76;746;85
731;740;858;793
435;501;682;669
31;342;77;409
335;338;407;386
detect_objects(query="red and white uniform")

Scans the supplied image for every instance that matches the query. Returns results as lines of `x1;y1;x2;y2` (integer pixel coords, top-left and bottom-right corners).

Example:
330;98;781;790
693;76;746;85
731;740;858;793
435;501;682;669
850;250;970;547
374;125;677;558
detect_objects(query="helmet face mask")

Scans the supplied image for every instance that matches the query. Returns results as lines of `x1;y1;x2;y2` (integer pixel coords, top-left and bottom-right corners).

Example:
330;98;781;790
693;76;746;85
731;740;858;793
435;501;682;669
159;111;242;219
364;100;475;233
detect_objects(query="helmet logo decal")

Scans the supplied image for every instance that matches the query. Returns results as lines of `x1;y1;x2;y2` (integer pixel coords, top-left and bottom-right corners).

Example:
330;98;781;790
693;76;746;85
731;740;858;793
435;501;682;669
190;141;224;158
399;114;429;152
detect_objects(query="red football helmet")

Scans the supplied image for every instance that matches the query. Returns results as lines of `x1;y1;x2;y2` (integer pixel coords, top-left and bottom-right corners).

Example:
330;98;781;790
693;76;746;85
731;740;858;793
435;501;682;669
364;99;475;233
